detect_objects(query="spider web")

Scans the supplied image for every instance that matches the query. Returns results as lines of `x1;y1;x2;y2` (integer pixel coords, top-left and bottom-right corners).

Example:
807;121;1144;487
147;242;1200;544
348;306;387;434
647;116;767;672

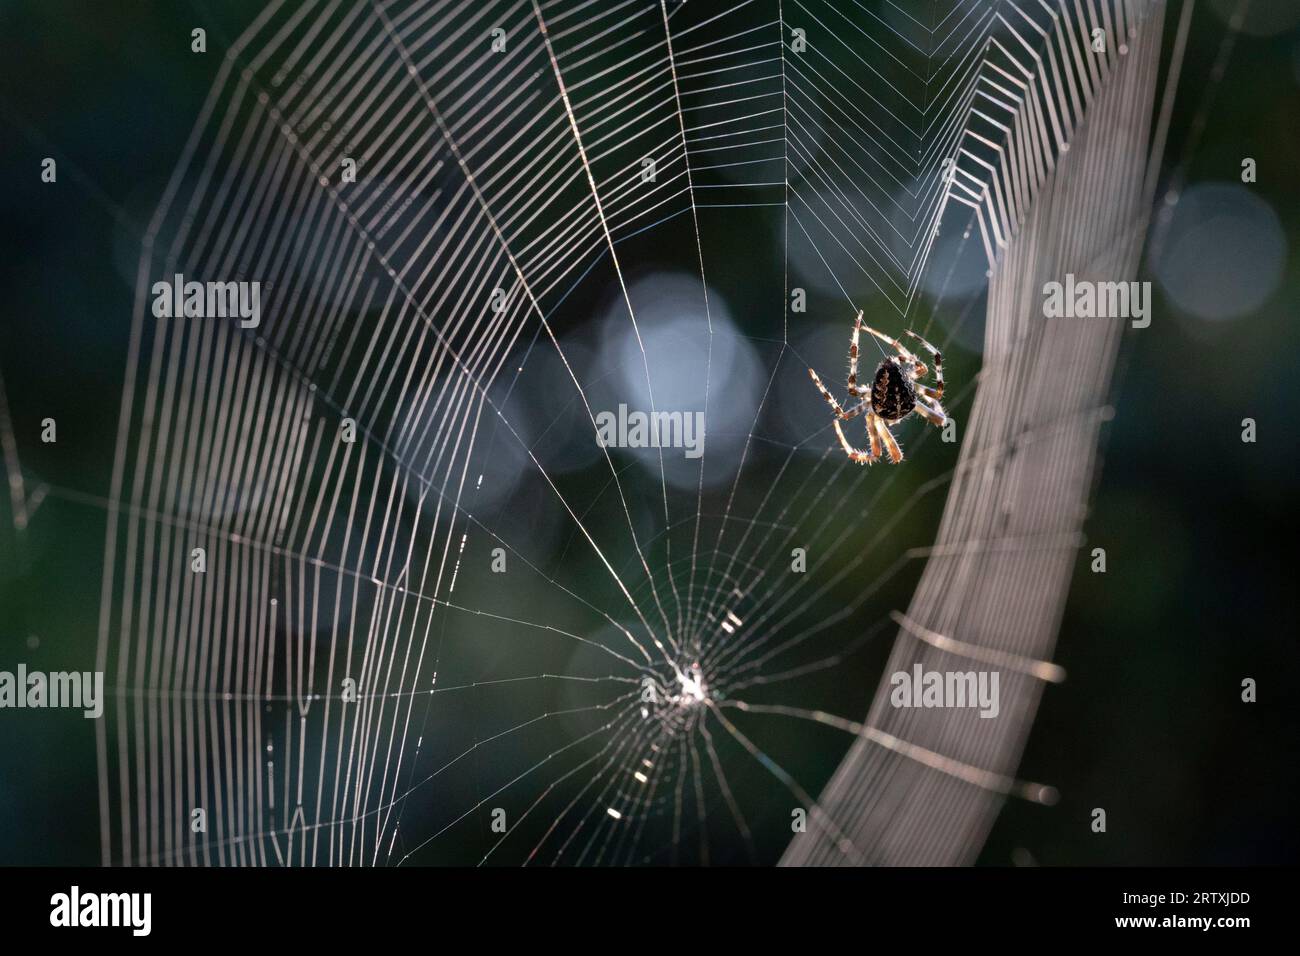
88;0;1174;866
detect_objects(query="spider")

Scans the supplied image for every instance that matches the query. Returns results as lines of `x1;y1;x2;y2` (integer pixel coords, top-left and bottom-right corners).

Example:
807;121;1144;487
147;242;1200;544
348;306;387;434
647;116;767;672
808;311;948;464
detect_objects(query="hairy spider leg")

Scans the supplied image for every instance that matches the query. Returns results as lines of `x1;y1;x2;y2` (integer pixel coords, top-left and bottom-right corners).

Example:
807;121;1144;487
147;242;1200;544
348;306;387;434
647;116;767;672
807;368;866;420
858;320;920;366
811;366;882;462
846;310;865;394
915;382;943;402
905;330;944;399
872;414;904;463
833;416;880;465
911;399;946;427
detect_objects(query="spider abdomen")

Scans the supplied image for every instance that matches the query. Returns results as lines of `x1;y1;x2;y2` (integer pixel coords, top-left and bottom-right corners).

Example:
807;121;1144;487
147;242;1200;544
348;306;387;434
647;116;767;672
871;361;916;423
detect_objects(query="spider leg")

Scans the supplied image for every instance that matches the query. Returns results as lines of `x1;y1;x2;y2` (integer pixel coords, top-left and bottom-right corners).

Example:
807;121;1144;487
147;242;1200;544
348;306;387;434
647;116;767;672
866;410;882;460
859;320;919;364
872;413;904;463
808;368;864;419
904;329;942;356
911;399;947;427
812;366;877;463
833;417;879;465
846;310;864;393
905;331;944;399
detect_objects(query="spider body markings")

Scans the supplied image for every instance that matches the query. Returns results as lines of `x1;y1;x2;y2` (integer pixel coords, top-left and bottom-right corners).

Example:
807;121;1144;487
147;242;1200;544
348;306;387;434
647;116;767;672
870;359;917;423
808;311;950;465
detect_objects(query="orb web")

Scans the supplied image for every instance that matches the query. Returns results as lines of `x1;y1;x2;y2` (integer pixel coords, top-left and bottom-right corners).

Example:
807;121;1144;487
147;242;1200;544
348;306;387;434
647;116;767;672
91;0;1183;866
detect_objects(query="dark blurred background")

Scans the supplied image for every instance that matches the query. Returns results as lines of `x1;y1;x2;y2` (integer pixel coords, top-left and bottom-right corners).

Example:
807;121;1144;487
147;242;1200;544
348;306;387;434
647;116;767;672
1;0;1297;865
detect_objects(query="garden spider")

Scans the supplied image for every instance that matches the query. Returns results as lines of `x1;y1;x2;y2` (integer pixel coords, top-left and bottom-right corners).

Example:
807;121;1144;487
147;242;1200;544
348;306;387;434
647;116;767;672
808;311;948;464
